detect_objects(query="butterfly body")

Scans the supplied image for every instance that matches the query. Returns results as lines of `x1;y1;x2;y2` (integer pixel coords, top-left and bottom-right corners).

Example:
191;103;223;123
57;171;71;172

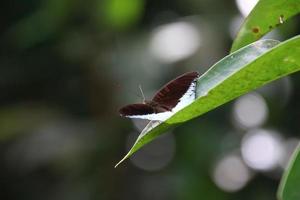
119;71;199;121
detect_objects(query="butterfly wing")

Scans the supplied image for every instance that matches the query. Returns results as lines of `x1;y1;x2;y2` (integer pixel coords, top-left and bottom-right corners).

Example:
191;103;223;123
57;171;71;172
119;104;155;116
152;71;199;110
119;103;173;121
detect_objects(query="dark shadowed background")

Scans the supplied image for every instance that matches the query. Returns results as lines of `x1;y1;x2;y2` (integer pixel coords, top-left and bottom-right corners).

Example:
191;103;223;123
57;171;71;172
0;0;300;199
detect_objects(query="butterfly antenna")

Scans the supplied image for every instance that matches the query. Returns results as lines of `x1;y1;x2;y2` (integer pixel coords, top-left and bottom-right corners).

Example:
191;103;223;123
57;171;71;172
139;84;146;103
114;82;143;99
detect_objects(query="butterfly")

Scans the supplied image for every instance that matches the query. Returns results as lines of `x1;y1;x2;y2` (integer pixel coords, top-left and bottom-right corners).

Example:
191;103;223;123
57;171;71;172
119;71;199;121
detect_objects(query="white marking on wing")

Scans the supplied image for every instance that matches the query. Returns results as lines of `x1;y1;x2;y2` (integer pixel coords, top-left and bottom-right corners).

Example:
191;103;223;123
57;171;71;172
126;111;173;121
172;81;196;112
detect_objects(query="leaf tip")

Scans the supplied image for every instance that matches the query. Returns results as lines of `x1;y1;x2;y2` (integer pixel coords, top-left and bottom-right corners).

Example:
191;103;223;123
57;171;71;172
114;152;130;168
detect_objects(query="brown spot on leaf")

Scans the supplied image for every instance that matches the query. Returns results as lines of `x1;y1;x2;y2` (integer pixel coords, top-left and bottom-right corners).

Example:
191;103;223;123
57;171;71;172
252;27;259;33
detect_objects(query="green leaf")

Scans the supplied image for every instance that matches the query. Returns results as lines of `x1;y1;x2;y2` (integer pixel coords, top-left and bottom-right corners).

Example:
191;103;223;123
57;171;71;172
278;143;300;200
116;36;300;167
231;0;300;52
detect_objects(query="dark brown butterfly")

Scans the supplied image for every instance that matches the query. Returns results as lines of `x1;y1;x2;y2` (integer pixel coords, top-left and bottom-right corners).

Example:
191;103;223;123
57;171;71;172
119;71;199;121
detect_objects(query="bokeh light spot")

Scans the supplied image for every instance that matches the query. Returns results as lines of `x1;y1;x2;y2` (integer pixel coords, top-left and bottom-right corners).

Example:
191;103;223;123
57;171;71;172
213;154;251;192
241;129;283;171
126;132;175;171
235;0;259;17
233;93;268;129
149;21;201;63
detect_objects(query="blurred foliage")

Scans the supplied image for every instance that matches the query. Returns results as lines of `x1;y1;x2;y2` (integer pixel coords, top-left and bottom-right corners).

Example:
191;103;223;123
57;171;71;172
0;0;300;200
7;0;77;48
99;0;145;29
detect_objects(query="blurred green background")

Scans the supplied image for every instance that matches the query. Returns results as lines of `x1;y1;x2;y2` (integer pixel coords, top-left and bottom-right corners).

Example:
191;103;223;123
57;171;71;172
0;0;300;199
